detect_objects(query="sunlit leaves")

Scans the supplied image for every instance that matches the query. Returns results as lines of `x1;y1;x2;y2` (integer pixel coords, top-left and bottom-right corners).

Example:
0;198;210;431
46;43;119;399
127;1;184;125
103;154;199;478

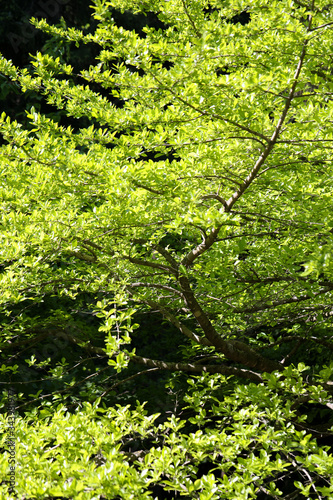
1;0;333;497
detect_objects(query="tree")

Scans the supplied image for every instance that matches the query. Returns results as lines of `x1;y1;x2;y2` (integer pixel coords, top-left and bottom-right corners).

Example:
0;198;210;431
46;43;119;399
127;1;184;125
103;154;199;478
0;0;333;498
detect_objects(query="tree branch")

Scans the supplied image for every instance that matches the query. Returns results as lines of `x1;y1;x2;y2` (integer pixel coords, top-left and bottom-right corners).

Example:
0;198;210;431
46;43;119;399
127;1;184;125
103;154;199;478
225;27;312;211
131;354;263;382
150;72;270;142
129;282;183;297
181;0;202;38
138;296;213;347
181;226;221;268
126;255;178;275
234;287;333;313
177;273;282;372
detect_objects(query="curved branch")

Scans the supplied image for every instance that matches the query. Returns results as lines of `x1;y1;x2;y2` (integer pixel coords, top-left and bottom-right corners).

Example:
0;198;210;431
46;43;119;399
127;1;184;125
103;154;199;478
126;255;178;275
177;273;282;372
140;297;212;347
201;194;228;209
181;226;221;268
131;238;179;269
131;354;263;382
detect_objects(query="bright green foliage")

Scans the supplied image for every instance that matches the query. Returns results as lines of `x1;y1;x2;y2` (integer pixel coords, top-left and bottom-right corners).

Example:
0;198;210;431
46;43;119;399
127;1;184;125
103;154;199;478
1;369;333;499
1;0;333;498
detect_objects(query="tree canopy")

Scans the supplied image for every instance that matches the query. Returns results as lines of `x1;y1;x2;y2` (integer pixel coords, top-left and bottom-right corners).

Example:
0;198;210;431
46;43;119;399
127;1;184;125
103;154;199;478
0;0;333;498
